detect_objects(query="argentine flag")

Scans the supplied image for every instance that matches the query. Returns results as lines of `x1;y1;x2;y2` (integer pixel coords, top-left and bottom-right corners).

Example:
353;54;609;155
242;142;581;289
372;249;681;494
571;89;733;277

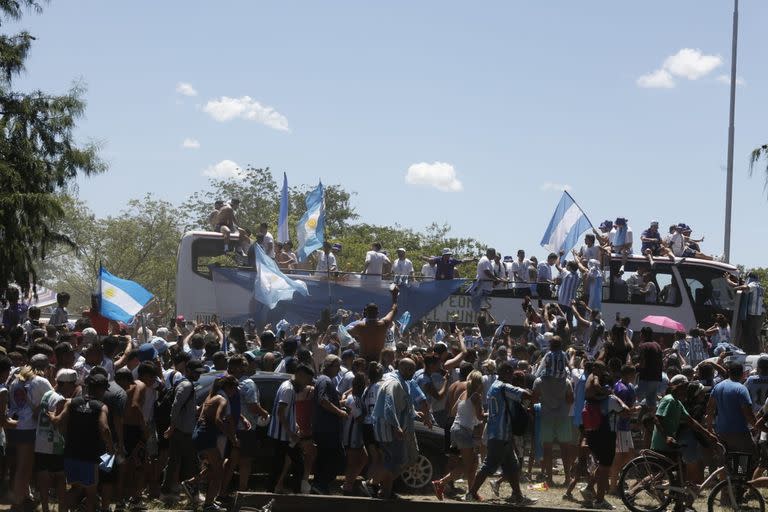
296;181;325;261
99;267;154;323
540;191;593;256
253;243;309;309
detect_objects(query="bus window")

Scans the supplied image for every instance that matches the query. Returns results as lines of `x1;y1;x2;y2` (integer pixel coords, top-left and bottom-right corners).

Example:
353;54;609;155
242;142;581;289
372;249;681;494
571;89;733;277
191;238;242;280
678;264;736;311
606;260;679;306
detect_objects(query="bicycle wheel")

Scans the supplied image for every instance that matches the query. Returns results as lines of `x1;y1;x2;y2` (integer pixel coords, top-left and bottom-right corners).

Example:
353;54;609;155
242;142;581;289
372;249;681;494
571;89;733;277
707;480;765;512
619;456;674;512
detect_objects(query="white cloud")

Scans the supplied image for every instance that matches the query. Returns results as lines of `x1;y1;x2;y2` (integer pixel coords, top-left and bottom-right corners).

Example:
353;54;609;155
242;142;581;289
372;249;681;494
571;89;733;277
637;48;723;89
540;182;573;192
637;69;675;89
663;49;722;80
202;160;242;179
176;82;198;97
202;96;290;132
716;74;745;86
404;162;463;192
181;138;200;149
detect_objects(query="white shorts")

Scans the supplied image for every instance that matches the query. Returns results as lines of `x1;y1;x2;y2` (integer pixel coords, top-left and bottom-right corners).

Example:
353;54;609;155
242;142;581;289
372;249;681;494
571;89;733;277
615;431;634;454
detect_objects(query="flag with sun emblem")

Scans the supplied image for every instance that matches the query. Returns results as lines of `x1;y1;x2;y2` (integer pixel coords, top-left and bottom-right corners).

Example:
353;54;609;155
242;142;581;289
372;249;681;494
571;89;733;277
253;243;309;309
296;181;325;261
98;267;154;322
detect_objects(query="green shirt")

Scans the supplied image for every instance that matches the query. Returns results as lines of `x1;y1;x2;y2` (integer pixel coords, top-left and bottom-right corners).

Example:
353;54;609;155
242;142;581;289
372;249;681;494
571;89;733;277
650;394;689;452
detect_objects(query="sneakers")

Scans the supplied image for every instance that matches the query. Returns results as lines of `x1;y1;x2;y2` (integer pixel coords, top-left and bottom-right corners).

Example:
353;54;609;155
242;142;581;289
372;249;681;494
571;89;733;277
300;480;311;494
489;478;502;497
359;481;373;498
202;504;226;512
593;500;615;510
463;492;482;502
432;480;445;501
508;494;538;506
181;481;200;506
579;486;596;503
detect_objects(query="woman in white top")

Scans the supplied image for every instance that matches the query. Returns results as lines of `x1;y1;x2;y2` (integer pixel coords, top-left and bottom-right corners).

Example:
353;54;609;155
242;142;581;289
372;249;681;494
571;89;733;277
705;314;731;345
432;370;485;502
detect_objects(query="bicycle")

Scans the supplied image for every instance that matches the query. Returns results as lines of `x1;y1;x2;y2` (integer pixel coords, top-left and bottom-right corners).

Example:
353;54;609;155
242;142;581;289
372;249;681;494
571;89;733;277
618;441;765;512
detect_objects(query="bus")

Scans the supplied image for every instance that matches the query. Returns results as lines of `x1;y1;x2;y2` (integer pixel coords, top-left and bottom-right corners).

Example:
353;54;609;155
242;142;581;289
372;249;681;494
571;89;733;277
176;231;743;335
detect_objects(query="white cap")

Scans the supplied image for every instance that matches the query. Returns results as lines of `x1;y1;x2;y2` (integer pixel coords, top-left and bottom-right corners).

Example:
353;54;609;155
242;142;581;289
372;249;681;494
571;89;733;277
82;327;98;344
56;368;78;383
155;327;169;340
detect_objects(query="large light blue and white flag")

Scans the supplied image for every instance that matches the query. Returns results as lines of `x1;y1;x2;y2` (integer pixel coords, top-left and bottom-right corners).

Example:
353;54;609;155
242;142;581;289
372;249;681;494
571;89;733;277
99;267;154;323
253;243;309;309
540;191;593;256
296;181;325;262
278;172;290;244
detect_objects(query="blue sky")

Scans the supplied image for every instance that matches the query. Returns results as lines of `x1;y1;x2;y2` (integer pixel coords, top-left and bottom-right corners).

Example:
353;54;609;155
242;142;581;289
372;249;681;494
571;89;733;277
7;1;768;268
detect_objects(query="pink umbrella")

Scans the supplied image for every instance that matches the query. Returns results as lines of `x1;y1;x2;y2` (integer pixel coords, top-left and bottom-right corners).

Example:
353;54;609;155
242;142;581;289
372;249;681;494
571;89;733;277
641;315;686;332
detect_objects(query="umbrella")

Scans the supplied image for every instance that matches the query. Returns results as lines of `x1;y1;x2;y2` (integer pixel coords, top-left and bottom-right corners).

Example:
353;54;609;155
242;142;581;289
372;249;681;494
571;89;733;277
641;315;685;332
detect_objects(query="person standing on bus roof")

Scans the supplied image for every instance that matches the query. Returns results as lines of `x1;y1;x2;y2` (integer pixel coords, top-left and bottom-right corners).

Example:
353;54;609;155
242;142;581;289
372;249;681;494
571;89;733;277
362;242;390;281
725;271;765;355
313;242;338;274
258;223;275;259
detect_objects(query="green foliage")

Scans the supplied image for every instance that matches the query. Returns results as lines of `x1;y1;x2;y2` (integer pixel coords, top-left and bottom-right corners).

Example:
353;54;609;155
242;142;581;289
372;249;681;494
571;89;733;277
750;143;768;196
42;194;183;312
0;2;105;294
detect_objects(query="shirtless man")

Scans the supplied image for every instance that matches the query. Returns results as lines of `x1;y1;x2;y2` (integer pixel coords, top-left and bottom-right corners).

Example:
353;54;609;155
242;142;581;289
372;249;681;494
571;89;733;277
348;285;399;362
119;363;157;509
208;200;224;230
214;198;249;254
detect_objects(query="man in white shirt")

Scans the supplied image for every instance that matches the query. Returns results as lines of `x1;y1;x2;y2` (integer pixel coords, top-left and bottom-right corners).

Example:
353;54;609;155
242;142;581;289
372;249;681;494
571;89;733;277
392;248;414;285
511;250;531;298
578;234;601;265
259;222;276;258
609;217;633;267
314;242;338;274
472;248;501;311
421;260;436;280
363;242;390;281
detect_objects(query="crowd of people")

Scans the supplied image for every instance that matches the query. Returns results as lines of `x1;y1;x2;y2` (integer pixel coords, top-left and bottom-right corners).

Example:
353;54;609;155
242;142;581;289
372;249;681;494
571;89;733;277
0;209;763;512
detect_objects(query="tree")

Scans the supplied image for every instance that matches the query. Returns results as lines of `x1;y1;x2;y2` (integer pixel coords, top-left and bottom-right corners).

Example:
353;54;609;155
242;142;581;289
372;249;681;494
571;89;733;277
42;194;183;312
750;143;768;195
183;165;279;232
0;1;105;295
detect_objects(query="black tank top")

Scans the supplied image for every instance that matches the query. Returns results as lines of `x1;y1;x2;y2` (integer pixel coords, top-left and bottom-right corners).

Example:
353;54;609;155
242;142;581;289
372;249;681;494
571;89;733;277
64;396;105;462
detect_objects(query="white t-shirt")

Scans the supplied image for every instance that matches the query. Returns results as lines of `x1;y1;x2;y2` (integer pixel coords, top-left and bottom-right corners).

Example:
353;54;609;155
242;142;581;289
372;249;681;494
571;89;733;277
421;263;436;279
476;256;495;292
669;232;686;257
392;258;414;277
35;390;65;454
580;245;600;262
609;227;634;248
316;251;337;273
364;251;390;277
8;376;53;430
511;260;530;289
262;232;276;258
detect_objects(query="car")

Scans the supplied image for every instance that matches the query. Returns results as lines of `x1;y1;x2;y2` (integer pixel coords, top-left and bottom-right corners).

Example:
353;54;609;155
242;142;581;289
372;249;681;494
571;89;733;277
194;370;447;491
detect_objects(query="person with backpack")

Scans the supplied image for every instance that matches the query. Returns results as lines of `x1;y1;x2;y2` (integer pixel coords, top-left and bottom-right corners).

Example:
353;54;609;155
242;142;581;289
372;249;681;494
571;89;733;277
468;362;536;505
50;372;114;512
160;359;206;506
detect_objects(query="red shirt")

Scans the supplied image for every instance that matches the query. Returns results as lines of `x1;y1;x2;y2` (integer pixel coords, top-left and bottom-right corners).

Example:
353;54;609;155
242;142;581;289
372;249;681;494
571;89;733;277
85;309;110;335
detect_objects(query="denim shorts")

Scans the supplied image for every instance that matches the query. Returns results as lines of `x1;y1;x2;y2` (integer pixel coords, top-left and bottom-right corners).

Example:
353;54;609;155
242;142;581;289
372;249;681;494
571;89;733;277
450;425;475;450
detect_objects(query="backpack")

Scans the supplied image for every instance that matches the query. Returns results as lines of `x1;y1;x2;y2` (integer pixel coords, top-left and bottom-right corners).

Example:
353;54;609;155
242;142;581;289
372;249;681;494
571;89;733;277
155;371;184;433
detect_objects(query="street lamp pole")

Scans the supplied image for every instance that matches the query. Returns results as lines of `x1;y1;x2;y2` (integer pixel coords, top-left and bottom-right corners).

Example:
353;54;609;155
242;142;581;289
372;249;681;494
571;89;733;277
723;0;738;263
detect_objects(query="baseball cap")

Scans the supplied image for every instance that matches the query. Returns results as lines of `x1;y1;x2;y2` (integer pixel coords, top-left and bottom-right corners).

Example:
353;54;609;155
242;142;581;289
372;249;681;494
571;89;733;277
175;315;185;324
187;360;207;375
442;248;452;256
397;247;406;253
599;220;613;230
331;243;342;251
56;368;78;383
503;256;514;263
669;374;689;387
650;220;659;226
151;336;175;355
155;327;169;340
136;343;158;362
82;327;98;344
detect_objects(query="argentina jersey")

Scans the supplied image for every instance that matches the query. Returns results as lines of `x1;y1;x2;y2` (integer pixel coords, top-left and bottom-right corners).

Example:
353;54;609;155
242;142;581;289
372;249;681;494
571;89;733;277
485;380;525;441
745;375;768;413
